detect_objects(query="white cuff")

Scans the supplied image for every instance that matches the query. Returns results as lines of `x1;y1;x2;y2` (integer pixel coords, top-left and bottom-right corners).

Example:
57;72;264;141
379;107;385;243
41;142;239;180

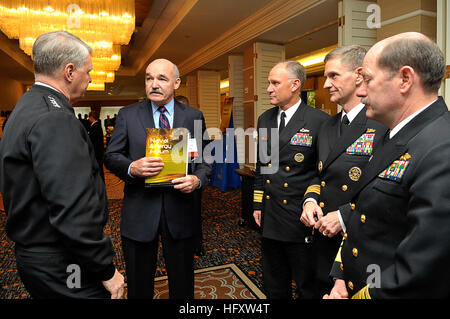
338;210;346;233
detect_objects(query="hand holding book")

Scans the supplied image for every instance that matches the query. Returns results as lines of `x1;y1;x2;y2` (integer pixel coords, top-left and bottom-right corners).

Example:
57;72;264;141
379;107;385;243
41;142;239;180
172;175;200;193
130;157;164;178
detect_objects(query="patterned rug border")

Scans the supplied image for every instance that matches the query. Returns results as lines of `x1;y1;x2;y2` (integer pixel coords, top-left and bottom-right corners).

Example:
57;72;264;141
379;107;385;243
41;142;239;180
154;263;266;299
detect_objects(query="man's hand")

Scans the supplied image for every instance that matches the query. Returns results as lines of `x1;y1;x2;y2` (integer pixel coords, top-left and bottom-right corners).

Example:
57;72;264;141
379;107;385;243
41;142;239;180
315;210;342;237
172;175;200;193
102;269;125;299
130;157;164;178
323;279;349;299
253;210;262;227
300;201;323;227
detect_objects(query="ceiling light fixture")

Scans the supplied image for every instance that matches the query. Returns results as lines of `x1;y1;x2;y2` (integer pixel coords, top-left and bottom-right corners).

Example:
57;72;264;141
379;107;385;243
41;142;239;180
0;0;135;91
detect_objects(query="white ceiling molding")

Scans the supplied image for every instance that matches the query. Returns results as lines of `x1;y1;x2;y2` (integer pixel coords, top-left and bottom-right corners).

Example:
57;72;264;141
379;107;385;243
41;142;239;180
177;0;325;76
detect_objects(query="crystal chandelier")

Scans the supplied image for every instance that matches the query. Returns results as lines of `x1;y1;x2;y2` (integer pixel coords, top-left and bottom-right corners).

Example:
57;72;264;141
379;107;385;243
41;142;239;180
0;0;135;91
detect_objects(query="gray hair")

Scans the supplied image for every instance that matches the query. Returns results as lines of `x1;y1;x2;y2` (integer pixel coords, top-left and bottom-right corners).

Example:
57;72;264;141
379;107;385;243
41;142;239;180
324;45;367;71
377;37;445;93
173;63;180;79
32;31;92;77
276;60;306;90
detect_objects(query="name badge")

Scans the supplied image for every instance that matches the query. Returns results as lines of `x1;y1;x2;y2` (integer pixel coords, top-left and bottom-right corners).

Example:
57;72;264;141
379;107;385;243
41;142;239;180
187;138;198;158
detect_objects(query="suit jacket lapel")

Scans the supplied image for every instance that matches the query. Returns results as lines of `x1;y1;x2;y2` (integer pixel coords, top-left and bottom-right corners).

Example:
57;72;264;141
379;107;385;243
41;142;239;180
326;113;341;151
323;108;367;169
173;100;186;129
352;97;448;196
138;100;155;132
279;102;306;152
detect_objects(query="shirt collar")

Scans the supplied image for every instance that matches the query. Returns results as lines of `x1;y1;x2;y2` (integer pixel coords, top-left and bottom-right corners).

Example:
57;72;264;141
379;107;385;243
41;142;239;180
35;81;63;95
279;99;302;122
151;99;175;116
389;99;437;139
341;103;365;123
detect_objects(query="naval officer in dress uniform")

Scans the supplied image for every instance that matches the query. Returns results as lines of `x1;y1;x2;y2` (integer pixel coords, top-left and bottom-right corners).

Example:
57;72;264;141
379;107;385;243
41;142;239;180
253;61;329;298
0;31;124;298
325;32;450;299
300;45;387;297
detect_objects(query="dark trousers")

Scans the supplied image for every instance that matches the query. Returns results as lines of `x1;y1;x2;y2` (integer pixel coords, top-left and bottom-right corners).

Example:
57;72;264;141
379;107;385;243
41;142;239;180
314;235;341;297
15;246;109;299
121;210;195;299
262;237;317;299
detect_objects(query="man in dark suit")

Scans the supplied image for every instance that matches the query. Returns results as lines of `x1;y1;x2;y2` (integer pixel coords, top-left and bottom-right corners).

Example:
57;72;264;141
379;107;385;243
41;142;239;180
325;32;450;299
88;110;105;181
0;31;124;299
300;45;387;297
253;61;329;298
104;59;212;299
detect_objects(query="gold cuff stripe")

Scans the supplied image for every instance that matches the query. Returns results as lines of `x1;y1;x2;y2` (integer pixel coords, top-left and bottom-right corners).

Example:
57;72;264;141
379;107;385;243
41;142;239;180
304;185;320;196
334;244;343;263
254;190;264;203
351;285;371;299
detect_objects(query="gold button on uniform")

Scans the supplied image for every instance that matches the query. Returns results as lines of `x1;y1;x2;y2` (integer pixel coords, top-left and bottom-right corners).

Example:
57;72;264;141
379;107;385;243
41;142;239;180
284;183;288;188
285;166;290;172
266;195;270;200
321;181;326;187
343;233;348;240
352;248;358;257
268;163;272;168
319;202;325;208
360;214;366;223
350;203;356;210
348;281;354;290
266;180;270;184
341;185;348;192
340;263;344;271
283;200;287;205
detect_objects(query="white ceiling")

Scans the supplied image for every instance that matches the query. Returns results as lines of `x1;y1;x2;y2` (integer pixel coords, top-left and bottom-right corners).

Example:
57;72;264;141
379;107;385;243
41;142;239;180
0;0;340;101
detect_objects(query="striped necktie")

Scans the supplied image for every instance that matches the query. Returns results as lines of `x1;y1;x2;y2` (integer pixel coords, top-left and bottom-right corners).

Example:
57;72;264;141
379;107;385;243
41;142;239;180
158;106;170;129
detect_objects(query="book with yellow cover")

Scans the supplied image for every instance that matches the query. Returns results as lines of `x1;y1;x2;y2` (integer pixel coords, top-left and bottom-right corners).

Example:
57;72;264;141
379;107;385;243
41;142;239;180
145;128;189;187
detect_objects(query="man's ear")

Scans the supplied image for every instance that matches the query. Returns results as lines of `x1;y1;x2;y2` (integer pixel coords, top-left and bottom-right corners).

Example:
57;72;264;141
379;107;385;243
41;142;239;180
291;78;301;92
398;66;414;94
174;77;181;90
64;63;75;82
354;67;363;85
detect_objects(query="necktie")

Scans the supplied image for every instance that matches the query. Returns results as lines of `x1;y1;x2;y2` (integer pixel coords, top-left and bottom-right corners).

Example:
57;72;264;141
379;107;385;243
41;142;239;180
340;114;349;135
279;111;286;133
158;106;170;129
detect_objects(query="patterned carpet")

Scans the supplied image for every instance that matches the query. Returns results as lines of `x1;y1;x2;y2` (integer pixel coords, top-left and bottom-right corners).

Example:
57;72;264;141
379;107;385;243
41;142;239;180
0;168;264;299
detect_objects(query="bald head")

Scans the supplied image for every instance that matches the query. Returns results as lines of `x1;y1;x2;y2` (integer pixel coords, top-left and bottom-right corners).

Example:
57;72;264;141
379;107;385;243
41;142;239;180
147;59;180;79
367;32;445;93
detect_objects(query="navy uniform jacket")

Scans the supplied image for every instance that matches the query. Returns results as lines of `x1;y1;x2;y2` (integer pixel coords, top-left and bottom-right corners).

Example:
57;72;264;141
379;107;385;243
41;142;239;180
253;101;329;242
0;84;115;280
330;97;450;298
104;99;212;242
302;107;387;287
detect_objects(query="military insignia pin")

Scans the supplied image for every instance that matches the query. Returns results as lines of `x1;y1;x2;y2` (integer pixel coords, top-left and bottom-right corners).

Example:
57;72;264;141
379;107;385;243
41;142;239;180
318;161;323;173
47;95;61;108
348;167;362;181
294;153;304;163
